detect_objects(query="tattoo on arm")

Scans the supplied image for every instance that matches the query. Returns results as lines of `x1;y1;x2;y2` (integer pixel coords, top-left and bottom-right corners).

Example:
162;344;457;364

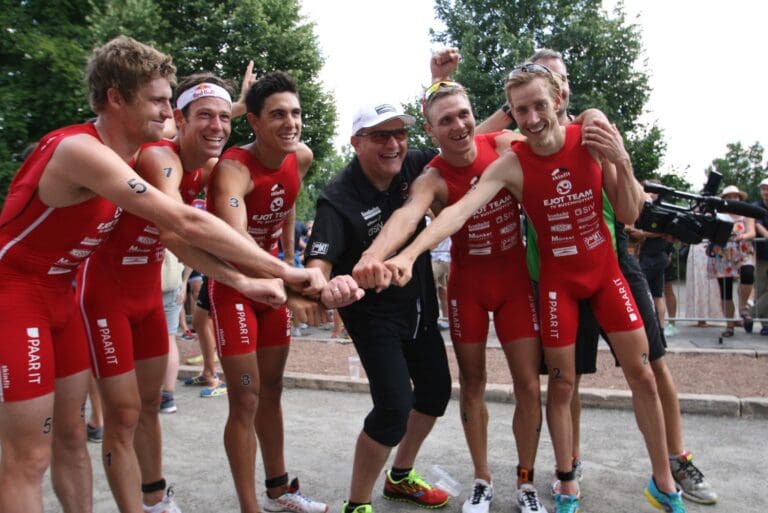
229;197;240;208
42;416;52;434
240;373;252;386
127;178;147;194
641;352;648;365
164;167;172;178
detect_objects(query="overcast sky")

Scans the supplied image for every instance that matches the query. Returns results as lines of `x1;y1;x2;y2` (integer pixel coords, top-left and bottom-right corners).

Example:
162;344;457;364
300;0;768;188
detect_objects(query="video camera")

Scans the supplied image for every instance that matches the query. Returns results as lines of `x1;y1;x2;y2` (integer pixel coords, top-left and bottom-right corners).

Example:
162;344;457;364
634;171;765;248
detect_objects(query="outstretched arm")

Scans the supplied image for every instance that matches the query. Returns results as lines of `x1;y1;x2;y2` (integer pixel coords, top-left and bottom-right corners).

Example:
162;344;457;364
385;152;520;285
353;169;446;290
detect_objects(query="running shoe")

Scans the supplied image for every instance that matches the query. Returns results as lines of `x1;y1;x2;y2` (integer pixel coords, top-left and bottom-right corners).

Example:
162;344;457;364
200;382;227;398
644;477;686;513
670;452;717;504
262;477;328;513
86;423;103;443
552;494;579;513
143;486;182;513
462;479;493;513
383;469;449;508
663;323;678;337
159;391;177;414
341;503;372;513
549;459;583;497
183;374;215;386
516;483;546;513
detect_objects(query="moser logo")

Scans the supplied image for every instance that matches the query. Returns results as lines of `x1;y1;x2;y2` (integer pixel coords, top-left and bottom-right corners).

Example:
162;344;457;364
97;319;118;366
270;197;285;213
26;327;42;384
550;223;572;233
551;234;574;243
310;241;329;256
361;207;381;221
555;179;572;195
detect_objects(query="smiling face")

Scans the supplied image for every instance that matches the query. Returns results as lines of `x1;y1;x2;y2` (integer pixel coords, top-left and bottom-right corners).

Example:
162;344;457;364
351;118;408;189
506;76;562;152
248;91;302;157
176;96;232;165
122;77;174;145
424;92;476;162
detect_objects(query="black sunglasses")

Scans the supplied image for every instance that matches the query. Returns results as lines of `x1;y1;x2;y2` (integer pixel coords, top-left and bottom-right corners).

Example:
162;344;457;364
356;128;409;144
507;63;553;80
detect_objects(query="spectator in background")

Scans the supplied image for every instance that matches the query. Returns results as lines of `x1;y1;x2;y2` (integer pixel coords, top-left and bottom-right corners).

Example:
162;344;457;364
708;185;756;337
684;242;723;326
426;214;451;331
751;178;768;335
663;251;679;337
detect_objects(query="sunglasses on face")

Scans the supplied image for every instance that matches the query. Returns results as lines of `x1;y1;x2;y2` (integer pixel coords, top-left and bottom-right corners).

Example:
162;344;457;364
356;128;409;144
506;63;553;80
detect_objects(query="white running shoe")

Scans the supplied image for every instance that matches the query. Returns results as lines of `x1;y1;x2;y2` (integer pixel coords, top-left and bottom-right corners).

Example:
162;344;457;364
462;478;493;513
516;483;547;513
143;486;182;513
262;478;328;513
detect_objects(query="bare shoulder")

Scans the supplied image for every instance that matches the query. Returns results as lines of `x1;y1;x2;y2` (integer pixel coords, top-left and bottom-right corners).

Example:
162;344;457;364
494;129;525;155
296;143;314;176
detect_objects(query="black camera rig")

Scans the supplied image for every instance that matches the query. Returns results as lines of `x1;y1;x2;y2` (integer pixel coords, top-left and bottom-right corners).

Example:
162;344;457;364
634;171;765;248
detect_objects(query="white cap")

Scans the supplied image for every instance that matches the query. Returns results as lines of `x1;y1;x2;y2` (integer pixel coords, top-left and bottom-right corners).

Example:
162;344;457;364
759;178;768;188
351;102;415;135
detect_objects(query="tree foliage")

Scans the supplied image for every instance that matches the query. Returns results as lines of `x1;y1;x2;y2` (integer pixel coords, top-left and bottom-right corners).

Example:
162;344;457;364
404;0;673;185
705;142;766;202
0;0;337;204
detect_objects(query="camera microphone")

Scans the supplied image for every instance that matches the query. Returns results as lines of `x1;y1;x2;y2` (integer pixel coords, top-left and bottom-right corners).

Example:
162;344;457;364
718;199;766;219
642;182;674;195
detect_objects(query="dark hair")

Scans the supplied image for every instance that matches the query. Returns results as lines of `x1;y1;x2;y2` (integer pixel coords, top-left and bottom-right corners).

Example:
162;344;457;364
174;73;235;118
245;71;299;116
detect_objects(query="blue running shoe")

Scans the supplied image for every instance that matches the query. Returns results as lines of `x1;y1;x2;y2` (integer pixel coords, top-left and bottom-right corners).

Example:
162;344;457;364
644;477;686;512
553;493;579;513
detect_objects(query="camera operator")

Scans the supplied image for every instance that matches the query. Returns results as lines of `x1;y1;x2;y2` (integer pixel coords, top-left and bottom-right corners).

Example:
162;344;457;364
751;178;768;335
707;185;756;337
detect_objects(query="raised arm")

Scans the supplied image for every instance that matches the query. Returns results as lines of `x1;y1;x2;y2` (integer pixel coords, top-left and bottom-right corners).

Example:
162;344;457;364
386;151;520;285
352;169;447;290
430;47;460;82
231;60;257;119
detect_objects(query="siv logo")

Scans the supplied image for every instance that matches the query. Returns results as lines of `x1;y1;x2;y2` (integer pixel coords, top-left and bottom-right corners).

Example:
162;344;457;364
555;179;572;195
97;319;118;366
26;327;42;384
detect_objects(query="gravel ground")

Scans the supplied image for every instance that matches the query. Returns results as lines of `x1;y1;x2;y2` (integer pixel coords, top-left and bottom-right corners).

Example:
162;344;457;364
177;335;768;397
